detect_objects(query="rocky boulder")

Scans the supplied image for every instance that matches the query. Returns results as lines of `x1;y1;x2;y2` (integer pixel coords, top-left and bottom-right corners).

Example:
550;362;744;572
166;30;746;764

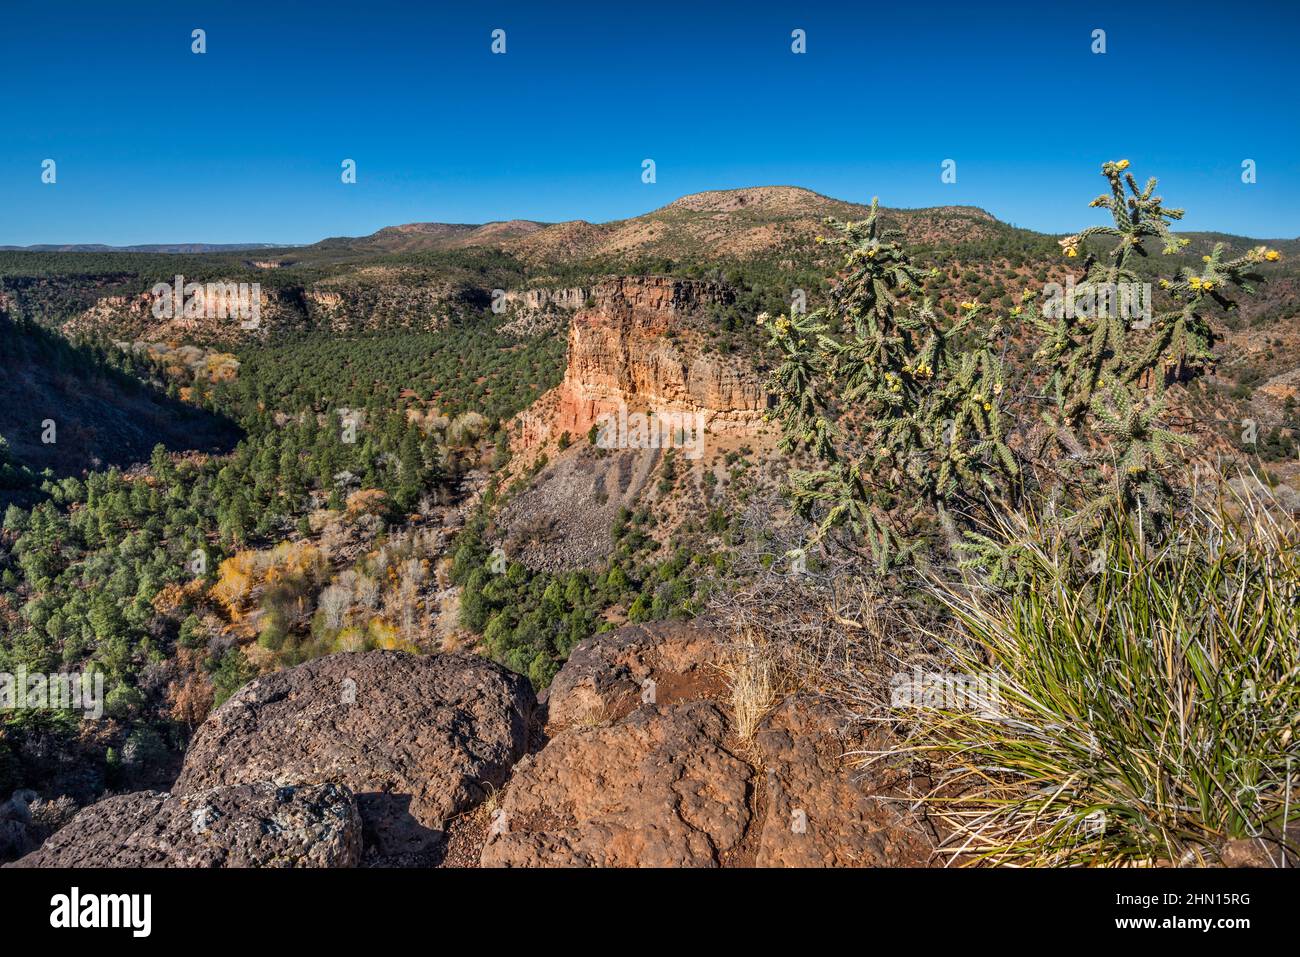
754;696;933;867
543;621;728;729
7;782;361;868
481;622;933;868
175;651;535;864
481;701;754;867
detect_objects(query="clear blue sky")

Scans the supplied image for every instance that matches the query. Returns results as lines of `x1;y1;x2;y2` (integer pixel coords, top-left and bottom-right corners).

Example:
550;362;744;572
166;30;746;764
2;0;1296;245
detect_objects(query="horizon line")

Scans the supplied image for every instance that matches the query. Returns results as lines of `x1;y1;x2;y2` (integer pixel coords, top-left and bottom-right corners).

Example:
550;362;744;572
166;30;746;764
2;184;1296;250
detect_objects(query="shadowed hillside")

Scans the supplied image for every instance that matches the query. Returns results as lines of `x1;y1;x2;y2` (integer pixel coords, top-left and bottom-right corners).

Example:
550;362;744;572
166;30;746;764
0;309;240;504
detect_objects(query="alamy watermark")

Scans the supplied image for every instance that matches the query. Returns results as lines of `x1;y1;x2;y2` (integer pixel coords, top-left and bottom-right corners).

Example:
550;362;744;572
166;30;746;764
0;666;104;719
50;887;150;937
595;402;706;460
889;666;1002;718
1042;278;1152;324
151;275;261;329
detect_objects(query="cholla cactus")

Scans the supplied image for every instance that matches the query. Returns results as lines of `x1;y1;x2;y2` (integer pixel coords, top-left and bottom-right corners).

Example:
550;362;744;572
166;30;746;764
1025;161;1277;534
764;201;1016;568
769;164;1279;573
1040;160;1271;416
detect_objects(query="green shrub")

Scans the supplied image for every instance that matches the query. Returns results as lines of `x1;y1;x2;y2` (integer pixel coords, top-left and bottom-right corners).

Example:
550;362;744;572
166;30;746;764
210;648;254;707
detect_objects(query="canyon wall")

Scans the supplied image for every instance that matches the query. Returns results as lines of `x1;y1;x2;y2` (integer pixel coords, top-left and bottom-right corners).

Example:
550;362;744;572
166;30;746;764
500;286;590;311
65;276;473;343
515;276;769;449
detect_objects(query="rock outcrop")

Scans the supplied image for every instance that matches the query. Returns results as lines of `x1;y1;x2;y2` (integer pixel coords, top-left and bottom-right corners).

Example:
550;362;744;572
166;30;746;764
174;651;535;864
501;286;590;312
515;276;769;450
8;782;361;868
14;628;932;868
481;622;934;868
65;273;475;345
753;697;932;867
498;286;591;337
481;702;754;867
543;621;729;729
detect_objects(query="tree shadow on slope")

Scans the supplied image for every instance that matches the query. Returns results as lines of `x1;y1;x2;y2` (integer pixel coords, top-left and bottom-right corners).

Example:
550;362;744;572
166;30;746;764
0;311;241;506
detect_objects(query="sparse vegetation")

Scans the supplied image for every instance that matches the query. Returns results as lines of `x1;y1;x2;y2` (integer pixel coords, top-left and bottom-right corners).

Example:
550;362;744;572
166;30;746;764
722;629;787;747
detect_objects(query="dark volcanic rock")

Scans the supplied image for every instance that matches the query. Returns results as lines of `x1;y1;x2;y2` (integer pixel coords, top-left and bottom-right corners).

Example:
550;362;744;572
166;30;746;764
174;651;535;864
7;782;361;868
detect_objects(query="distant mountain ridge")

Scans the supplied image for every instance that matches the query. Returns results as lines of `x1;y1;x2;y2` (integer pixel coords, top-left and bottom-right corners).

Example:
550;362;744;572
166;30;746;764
320;186;1009;261
5;185;1294;258
0;242;293;253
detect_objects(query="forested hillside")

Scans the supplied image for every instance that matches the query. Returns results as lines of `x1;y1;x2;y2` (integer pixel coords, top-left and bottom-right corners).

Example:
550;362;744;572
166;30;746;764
0;301;566;803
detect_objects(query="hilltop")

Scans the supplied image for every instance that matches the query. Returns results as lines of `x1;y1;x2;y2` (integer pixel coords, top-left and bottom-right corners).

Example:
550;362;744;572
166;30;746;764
297;186;1007;263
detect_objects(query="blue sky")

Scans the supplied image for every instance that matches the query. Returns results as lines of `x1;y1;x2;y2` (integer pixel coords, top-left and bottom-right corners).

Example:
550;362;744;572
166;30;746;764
1;0;1296;245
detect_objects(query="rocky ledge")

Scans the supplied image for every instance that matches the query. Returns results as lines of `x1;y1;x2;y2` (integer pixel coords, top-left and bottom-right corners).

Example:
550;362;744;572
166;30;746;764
11;626;934;868
9;782;361;868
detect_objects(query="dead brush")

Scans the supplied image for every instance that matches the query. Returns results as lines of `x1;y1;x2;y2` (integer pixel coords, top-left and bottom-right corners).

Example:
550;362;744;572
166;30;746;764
721;628;793;750
571;700;611;729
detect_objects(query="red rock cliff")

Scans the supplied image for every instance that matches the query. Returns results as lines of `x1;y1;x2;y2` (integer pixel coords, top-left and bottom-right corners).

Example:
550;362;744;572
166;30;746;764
516;277;769;448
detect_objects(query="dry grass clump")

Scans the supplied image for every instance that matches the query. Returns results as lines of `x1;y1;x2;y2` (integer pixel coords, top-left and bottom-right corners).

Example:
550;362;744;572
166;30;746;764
722;629;788;746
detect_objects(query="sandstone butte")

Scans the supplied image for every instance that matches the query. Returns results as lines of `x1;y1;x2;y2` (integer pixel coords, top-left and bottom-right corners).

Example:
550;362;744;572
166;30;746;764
514;276;770;451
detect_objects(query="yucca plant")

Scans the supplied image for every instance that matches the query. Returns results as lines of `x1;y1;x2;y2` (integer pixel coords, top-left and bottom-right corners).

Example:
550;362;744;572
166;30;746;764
886;484;1300;866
